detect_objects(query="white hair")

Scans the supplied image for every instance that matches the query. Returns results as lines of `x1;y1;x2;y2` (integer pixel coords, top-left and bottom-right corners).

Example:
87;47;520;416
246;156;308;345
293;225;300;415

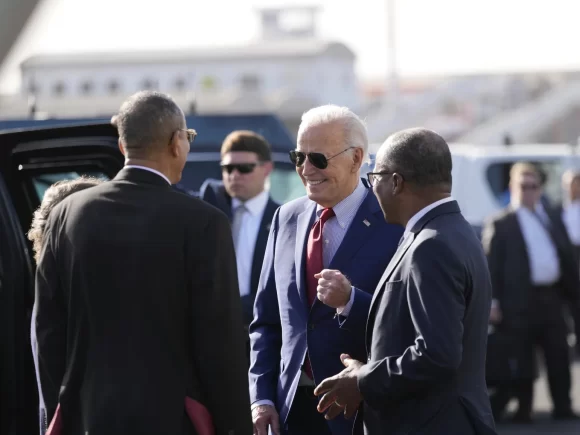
297;104;369;162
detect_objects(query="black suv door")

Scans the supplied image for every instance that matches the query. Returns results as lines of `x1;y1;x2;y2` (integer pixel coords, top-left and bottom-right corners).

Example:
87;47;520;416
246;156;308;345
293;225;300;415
0;123;122;435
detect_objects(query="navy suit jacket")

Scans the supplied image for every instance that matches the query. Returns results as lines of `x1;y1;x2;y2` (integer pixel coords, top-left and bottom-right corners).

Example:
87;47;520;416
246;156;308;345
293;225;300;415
249;183;403;434
199;179;279;323
359;201;497;435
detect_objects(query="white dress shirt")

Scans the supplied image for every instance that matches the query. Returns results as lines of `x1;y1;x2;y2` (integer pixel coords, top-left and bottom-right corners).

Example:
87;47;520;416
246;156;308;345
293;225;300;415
124;165;171;185
516;204;560;285
562;200;580;246
231;191;270;297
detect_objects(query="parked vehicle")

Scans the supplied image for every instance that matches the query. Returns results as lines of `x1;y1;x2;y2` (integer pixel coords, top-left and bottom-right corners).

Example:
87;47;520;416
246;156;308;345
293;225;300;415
0;113;304;434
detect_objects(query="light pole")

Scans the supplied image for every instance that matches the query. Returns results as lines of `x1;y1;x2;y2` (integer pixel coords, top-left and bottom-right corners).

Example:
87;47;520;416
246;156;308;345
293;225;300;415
386;0;398;115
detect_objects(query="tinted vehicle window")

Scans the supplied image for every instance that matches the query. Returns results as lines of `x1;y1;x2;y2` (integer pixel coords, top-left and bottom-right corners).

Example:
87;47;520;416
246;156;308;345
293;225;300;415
485;160;563;207
181;161;305;204
32;171;109;202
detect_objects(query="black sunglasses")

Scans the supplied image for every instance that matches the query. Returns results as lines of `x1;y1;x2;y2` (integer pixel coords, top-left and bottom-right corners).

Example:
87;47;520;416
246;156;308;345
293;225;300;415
289;147;354;170
221;163;260;174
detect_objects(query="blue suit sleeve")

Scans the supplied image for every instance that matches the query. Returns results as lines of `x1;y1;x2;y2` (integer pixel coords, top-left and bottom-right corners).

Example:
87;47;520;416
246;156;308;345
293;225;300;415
338;287;371;336
357;238;465;409
248;208;282;404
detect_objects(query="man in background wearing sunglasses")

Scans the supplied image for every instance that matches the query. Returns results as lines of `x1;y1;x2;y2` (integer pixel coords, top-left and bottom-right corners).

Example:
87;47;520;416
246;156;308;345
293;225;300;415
482;162;579;423
249;105;403;435
199;130;280;343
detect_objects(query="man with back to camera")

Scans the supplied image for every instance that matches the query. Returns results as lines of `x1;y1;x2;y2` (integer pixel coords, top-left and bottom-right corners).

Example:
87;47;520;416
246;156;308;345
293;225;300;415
31;90;252;435
249;105;403;435
199;130;280;332
314;128;497;435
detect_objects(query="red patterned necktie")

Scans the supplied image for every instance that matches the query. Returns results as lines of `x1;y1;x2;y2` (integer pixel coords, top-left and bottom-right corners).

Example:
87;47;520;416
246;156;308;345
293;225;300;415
303;207;335;379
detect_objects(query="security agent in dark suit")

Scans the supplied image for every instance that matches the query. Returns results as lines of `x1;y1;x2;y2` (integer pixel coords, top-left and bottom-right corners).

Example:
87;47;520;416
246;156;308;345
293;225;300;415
31;91;252;435
315;128;497;435
482;162;580;423
199;131;280;327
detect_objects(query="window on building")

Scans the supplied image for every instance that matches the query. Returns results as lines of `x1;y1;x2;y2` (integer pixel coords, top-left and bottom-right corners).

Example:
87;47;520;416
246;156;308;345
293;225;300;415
108;80;120;94
80;81;93;95
174;77;187;91
141;78;157;90
53;82;66;96
240;74;260;91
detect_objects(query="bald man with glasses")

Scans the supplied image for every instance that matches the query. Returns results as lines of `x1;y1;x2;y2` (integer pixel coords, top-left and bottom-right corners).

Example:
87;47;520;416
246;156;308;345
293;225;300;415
249;105;402;435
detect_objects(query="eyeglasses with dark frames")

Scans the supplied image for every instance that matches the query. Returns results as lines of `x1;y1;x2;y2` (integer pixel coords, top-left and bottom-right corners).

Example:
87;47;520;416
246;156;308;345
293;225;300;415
289;147;354;170
366;171;397;187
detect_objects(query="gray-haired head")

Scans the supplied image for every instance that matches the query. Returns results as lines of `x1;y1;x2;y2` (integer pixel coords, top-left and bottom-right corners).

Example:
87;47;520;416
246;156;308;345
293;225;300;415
298;104;369;162
377;127;452;190
114;91;185;157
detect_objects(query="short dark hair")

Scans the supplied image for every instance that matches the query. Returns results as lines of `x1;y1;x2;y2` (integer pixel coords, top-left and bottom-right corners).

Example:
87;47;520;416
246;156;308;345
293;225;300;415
28;176;103;263
113;91;183;155
383;128;452;187
220;130;272;162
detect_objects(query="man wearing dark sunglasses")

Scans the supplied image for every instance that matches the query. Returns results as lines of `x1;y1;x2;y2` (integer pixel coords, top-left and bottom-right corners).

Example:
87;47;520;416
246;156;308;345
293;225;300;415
483;162;579;423
249;105;402;435
199;131;280;342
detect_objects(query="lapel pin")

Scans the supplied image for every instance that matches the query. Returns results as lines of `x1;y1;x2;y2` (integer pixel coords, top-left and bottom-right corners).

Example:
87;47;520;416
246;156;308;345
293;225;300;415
363;219;371;227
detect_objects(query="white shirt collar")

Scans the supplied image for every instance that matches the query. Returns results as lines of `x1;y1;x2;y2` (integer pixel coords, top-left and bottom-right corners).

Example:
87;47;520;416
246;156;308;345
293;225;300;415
232;190;270;216
404;197;455;237
316;180;367;229
125;165;171;185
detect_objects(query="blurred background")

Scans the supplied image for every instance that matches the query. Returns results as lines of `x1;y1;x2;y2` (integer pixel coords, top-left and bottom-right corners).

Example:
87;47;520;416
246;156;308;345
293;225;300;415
2;1;580;433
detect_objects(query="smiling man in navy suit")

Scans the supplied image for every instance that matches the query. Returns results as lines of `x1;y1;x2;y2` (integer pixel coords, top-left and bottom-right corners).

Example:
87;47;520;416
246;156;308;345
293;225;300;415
249;105;403;435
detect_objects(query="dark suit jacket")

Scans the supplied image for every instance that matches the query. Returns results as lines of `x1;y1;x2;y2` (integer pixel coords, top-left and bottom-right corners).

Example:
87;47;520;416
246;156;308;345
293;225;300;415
481;205;580;329
249;185;402;435
199;179;279;324
31;167;252;435
359;200;497;435
481;204;580;379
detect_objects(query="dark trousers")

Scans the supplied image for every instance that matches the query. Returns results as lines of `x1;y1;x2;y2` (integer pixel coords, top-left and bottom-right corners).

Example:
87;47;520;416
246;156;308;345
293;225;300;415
285;386;332;435
491;286;572;419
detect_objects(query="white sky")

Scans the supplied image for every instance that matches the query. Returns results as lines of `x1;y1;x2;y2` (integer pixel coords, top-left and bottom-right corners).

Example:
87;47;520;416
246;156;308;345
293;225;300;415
1;0;579;93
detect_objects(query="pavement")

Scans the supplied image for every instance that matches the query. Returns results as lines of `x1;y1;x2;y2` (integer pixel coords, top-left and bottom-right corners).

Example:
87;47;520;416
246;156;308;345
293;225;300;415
497;360;580;434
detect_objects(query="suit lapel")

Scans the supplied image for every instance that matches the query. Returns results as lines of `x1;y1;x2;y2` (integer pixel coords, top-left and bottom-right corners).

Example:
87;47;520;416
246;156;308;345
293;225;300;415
250;198;279;295
295;202;317;309
367;232;415;327
328;192;382;272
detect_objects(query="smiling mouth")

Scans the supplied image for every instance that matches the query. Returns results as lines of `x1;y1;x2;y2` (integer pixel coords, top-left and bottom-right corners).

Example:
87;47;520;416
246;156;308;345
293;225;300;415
306;179;326;186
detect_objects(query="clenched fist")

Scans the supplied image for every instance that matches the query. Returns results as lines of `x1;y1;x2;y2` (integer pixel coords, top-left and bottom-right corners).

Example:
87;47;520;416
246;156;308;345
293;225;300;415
314;269;352;309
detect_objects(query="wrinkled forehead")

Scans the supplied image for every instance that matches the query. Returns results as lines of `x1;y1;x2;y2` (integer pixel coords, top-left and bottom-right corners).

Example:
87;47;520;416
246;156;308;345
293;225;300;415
297;122;346;154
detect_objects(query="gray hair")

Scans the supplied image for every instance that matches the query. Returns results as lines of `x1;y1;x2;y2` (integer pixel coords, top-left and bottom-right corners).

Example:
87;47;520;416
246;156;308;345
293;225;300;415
381;127;452;188
28;176;103;263
297;104;369;161
113;91;184;155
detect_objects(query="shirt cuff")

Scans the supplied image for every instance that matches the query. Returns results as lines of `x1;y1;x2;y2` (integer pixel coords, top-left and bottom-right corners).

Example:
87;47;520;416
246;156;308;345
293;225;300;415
491;298;500;309
251;399;275;410
337;286;356;317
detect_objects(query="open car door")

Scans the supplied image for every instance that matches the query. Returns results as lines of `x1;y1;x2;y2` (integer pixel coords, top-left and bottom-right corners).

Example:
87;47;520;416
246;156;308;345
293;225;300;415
0;123;123;435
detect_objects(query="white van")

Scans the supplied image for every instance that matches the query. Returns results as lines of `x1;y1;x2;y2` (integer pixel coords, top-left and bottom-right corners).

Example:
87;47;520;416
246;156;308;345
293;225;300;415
368;142;580;234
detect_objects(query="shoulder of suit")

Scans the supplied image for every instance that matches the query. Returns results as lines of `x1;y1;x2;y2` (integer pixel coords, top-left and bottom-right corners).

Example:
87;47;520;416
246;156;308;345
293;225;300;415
276;195;311;215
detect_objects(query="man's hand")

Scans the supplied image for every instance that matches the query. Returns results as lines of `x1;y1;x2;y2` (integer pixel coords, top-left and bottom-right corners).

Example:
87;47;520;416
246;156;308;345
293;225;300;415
252;404;280;435
314;269;351;309
314;354;364;420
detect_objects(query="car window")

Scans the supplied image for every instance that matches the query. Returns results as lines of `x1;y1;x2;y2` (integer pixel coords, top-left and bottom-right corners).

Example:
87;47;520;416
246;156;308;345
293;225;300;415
32;171;109;202
181;161;305;204
485;160;563;207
